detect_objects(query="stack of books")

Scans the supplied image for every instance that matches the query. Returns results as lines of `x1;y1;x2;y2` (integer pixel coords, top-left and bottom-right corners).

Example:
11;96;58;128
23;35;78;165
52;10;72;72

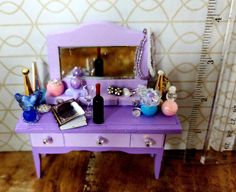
51;99;87;130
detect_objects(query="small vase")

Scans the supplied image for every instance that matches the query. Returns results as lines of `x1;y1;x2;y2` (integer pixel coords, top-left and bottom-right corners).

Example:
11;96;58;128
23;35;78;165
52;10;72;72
140;103;158;116
22;109;39;123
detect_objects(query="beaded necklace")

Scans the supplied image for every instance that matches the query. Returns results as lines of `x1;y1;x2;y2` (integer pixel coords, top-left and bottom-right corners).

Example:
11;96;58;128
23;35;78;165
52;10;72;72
134;28;151;80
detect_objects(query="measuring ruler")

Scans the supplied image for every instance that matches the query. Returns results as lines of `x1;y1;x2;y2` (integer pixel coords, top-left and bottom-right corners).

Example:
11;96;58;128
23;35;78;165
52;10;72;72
222;103;236;151
184;0;218;161
201;0;236;159
185;0;236;163
213;0;236;152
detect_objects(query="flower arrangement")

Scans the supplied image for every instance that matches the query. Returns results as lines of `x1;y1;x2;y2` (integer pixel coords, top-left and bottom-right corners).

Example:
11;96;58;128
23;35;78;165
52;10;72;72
136;85;162;106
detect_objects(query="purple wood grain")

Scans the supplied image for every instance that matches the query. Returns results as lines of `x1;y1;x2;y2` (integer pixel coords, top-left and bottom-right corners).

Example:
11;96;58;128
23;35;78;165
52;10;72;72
16;106;182;134
46;83;146;105
32;148;41;178
31;146;165;179
154;148;164;179
64;133;130;147
33;146;164;155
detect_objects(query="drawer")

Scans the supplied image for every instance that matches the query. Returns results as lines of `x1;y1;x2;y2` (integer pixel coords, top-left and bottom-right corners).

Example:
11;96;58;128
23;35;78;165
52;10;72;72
130;134;165;148
30;134;64;147
64;133;130;147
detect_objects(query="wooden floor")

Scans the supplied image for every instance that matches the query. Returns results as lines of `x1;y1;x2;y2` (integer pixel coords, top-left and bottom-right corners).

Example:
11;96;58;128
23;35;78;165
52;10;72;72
0;151;236;192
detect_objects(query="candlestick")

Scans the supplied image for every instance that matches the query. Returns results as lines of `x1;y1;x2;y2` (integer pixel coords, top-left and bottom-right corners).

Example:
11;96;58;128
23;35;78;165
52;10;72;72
32;61;41;91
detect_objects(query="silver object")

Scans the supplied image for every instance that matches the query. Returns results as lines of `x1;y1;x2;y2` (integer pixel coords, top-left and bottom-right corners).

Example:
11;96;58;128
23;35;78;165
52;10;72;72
132;107;141;117
43;136;53;145
144;137;155;147
37;104;51;113
56;98;64;104
96;136;107;145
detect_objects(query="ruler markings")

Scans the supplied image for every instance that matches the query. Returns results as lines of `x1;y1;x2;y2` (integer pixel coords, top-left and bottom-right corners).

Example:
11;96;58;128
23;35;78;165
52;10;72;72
185;0;217;157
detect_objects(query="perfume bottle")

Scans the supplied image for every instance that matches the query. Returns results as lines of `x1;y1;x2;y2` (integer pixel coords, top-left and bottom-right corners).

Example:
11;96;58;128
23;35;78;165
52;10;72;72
161;86;178;116
166;86;177;101
47;79;65;97
22;68;33;96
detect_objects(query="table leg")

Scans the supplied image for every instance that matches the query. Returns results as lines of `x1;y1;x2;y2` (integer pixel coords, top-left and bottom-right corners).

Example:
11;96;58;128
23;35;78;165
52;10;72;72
32;149;41;178
154;148;164;179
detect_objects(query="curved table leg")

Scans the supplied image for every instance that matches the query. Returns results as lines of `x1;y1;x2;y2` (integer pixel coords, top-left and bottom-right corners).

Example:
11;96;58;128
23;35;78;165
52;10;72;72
32;148;41;178
154;148;164;179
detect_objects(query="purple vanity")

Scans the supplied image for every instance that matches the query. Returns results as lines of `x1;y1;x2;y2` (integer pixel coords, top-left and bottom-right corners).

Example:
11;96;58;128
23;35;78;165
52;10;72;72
15;22;182;179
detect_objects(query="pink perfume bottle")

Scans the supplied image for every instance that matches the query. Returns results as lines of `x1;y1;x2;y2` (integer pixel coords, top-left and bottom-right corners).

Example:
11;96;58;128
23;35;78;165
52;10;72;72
46;79;65;97
161;86;178;116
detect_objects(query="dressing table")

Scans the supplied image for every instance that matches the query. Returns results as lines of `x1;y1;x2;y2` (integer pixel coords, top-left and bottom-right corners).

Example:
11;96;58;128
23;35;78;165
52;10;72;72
15;22;182;179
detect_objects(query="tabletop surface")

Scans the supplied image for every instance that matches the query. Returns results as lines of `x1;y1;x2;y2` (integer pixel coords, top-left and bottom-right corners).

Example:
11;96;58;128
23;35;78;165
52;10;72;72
16;106;182;134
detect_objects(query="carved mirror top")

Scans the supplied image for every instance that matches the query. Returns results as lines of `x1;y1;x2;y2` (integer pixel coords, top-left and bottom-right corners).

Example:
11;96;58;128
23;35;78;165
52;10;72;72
47;21;150;82
46;21;151;106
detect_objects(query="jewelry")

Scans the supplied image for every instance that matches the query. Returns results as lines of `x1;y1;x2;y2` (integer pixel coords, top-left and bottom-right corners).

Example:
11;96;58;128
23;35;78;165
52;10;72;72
107;86;123;96
134;29;150;80
131;98;141;117
37;104;51;113
123;88;136;97
114;87;123;96
107;86;115;94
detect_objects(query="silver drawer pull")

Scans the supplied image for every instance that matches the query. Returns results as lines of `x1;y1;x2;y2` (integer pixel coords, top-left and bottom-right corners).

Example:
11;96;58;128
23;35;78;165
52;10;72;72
96;136;107;145
43;136;53;145
144;137;155;147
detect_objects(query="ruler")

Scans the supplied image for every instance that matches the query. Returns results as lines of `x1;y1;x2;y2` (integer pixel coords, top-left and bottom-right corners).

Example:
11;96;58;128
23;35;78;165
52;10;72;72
201;0;236;159
222;102;236;151
184;0;218;161
213;0;236;152
185;0;236;163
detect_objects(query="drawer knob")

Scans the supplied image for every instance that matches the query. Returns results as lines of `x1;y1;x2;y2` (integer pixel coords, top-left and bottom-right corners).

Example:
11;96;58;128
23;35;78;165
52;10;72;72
43;136;53;145
144;137;155;147
96;136;107;145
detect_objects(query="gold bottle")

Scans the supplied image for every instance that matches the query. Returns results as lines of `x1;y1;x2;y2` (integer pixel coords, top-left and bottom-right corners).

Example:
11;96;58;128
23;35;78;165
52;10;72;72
22;68;33;95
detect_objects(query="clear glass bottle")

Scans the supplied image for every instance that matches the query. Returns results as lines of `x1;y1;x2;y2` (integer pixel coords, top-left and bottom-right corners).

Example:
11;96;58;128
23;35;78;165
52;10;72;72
166;86;177;101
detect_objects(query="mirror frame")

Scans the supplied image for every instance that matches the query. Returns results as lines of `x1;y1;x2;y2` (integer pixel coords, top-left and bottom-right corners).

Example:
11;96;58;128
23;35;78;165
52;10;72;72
46;21;150;105
47;22;149;87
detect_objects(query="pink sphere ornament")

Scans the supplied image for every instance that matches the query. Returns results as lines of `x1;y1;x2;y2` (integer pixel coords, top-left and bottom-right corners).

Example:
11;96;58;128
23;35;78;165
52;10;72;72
161;100;178;116
70;76;83;89
46;79;65;97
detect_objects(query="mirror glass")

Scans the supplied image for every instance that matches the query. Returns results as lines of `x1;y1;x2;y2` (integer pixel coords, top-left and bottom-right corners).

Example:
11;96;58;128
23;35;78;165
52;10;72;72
59;46;137;79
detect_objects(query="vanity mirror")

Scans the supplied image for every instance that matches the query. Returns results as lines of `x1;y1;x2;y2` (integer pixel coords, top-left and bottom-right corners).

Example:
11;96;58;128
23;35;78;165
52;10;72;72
59;46;136;79
46;21;152;105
